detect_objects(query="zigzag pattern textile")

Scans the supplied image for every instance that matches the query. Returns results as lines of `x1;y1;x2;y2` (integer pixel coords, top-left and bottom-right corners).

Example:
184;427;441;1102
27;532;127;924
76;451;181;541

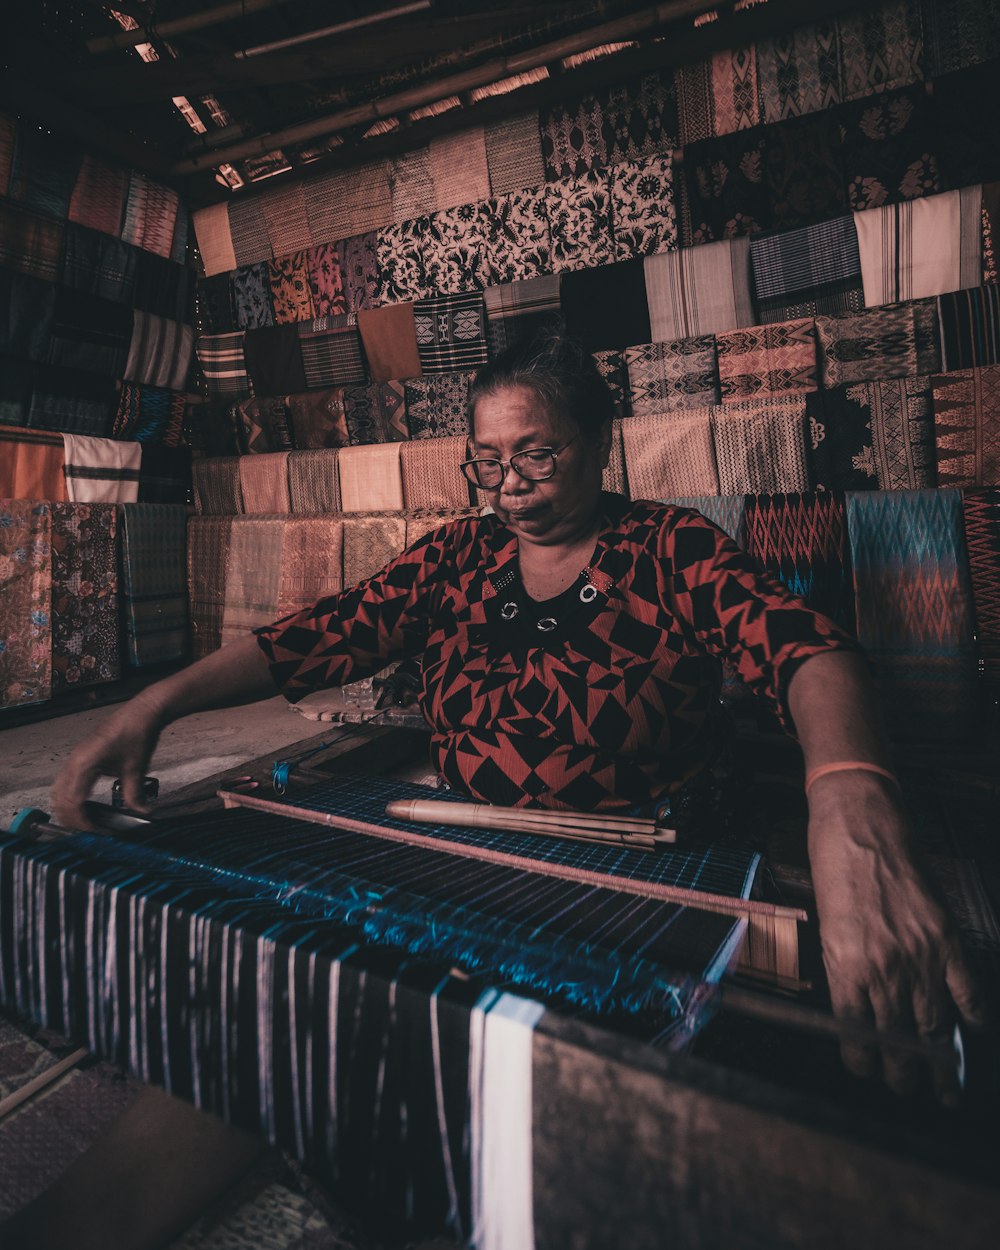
660;495;747;545
932;366;1000;488
113;383;186;446
716;318;817;403
816;300;940;387
119;503;189;667
961;488;1000;682
755;21;842;123
624;337;720;414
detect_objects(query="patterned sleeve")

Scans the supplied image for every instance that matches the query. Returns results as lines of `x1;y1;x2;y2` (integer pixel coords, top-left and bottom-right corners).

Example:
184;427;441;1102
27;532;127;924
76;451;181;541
660;508;861;731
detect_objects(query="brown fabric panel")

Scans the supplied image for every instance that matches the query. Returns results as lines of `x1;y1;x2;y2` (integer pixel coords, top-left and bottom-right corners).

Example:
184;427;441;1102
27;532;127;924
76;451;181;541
357;303;421;382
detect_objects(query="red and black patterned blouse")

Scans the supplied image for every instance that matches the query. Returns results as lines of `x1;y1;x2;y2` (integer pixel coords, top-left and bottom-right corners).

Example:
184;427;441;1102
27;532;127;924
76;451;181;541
256;495;857;812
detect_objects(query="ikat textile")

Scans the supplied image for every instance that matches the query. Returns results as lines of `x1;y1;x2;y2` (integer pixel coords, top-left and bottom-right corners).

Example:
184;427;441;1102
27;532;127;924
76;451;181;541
921;0;1000;75
845;489;977;740
228;196;271;268
682;129;770;244
229;396;293;456
540;94;607;181
287;449;342;514
267;252;315;325
376;220;430;305
401;436;473;511
484;112;545;195
841;86;941;213
340;232;380;313
47;289;132;380
60;224;137;304
187;515;232;656
483;275;562;355
560;259;650;353
931;367;1000;487
644;237;753;341
119;503;189;666
836;1;924;100
27;368;116;438
805;387;880;492
121;175;180;260
232;262;275;330
592;350;630;420
544;170;615;273
676;45;761;145
413;292;489;373
196;331;252;400
937;285;1000;371
357;304;421;383
49;502;120;691
620;409;720;498
625;337;720;415
192;202;237;278
277;516;345;616
404;371;474;440
137;444;191;505
113;383;186;446
341;511;407;583
9;127;77;218
0;271;55;363
0;201;63;283
610;155;677;261
762;111;847;231
855;187;983;306
961;488;1000;680
659;495;746;544
755;21;842;123
197;273;236;335
68;155;127;238
285;388;350;451
711;396;810;494
343;382;409;446
243;324;306;396
304;241;346;318
598;71;678;164
220;517;285;645
298;315;367;389
133;251;194;324
750;216;863;323
170;206;189;267
422;205;488;295
815;300;940;387
715;318;818;404
193;457;243;515
604;417;628;496
480;190;552;286
125;313;193;392
339;443;404;513
62;434;141;504
389;148;435;222
931;61;1000;191
260;182;311;259
238;452;291;515
0;500;51;707
428;129;490;211
865;376;935;491
744;491;854;629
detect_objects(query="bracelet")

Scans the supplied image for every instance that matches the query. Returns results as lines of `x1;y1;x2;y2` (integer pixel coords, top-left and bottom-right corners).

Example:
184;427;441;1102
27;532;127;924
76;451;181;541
804;761;900;796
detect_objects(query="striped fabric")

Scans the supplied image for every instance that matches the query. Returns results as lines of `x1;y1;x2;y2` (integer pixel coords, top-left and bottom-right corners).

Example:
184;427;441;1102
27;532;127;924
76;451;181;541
285;388;350;450
50;503;120;691
124;313;193;391
413;293;489;373
298;315;367;388
192;203;237;278
644;238;753;341
711;397;810;494
187;515;233;657
620;409;720;498
0;499;52;708
277;516;345;616
287;449;342;514
932;366;1000;488
750;216;863;323
338;444;404;513
937;285;1000;371
62;434;141;504
220;517;285;646
400;436;472;511
68;154;128;237
484;112;545;195
429;128;490;211
676;44;761;144
961;489;1000;682
715;318;818;403
193;457;244;515
624;337;720;415
238;452;291;515
342;512;408;583
119;503;189;666
196;330;251;400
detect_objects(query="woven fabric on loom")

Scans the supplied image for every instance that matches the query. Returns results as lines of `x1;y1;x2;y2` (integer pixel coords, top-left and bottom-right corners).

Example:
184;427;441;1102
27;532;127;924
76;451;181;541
676;44;761;145
193;457;243;515
187;515;232;656
837;1;924;100
287;449;341;514
805;386;879;491
400;436;472;511
376;221;430;305
682;129;770;245
815;300;940;387
48;287;132;379
192;203;237;278
483;275;562;355
422;205;488;295
841;85;941;214
276;516;344;616
195;330;251;400
304;241;346;318
961;488;1000;679
413;292;489;373
750;216;863;323
593;350;630;419
560;259;650;354
624;337;720;415
62;435;141;504
599;70;678;164
716;318;818;404
0;201;64;282
228;197;271;268
243;323;306;395
50;503;120;691
27;369;116;438
620;409;720;498
744;491;854;628
938;285;1000;371
342;512;407;583
428;129;490;211
9;127;77;218
610;155;677;261
267;252;315;325
755;21;842;123
298;315;367;389
660;494;747;543
228;396;292;456
643;237;753;342
865;375;935;491
113;383;185;446
344;382;408;445
358;303;421;382
763;110;847;232
711;396;810;494
285;388;350;450
855;187;983;307
544;170;615;273
480;189;551;286
339;443;404;512
389;148;435;222
68;154;127;237
484;112;545;194
259;182;311;258
232;262;274;330
540;94;607;181
125;313;193;391
0;500;51;708
932;366;1000;488
1;270;55;362
846;489;977;739
404;371;474;439
119;503;188;666
220;517;285;645
238;453;291;514
198;274;235;335
61;223;136;304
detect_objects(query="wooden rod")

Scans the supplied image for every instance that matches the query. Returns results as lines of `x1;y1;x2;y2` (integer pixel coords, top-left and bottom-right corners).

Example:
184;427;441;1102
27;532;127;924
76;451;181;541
86;0;305;53
385;797;671;839
0;1048;89;1123
234;1;433;59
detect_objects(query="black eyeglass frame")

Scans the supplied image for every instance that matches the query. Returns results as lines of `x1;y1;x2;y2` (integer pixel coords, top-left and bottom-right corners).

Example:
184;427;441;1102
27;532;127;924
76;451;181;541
460;433;581;489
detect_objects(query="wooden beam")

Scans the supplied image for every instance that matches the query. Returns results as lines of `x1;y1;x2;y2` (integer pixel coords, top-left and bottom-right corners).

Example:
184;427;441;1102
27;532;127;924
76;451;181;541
86;0;308;53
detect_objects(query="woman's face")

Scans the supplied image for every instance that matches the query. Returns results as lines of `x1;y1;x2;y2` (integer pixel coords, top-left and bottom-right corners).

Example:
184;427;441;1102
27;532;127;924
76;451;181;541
470;384;610;548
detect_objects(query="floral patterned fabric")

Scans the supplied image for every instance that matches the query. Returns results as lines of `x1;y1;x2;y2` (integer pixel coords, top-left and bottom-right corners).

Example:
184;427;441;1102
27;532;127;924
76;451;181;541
305;242;346;318
404;371;475;439
841;86;941;213
763;111;847;231
610;155;678;261
805;387;879;491
267;252;315;325
376;220;429;304
232;262;275;330
0;500;51;708
422;205;488;295
625;337;720;415
480;189;551;285
544;169;615;273
683;129;770;244
340;232;379;313
540;94;607;181
50;502;120;692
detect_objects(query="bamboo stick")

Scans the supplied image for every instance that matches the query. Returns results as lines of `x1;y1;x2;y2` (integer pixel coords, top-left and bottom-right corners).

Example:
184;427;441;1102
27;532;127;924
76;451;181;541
385;797;675;842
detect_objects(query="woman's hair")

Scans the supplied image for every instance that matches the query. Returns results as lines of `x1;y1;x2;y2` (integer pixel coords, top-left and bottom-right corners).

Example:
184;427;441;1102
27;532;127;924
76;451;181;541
469;326;615;439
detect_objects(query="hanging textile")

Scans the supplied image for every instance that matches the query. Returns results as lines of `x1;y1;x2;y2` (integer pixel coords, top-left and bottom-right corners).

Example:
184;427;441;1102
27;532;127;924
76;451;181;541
400;436;471;511
610;155;677;261
321;161;394;240
624;337;720;415
196;330;252;400
187;515;233;657
192;202;237;278
711;396;810;494
259;182;311;258
865;376;935;491
68;154;127;237
28;368;117;438
113;382;186;446
620;409;720;498
49;502;120;691
413;292;489;373
715;318;818;404
644;237;753;342
603;418;628;495
841;85;941;213
138;444;191;505
342;512;408;582
428;128;490;211
61;223;137;304
267;251;315;325
593;350;631;420
0;353;32;426
228;197;272;268
846;489;977;739
62;435;141;504
298;315;367;389
422;205;489;295
921;0;1000;75
357;303;422;382
480;189;552;286
122;175;180;260
544;170;615;273
243;323;306;395
0;201;64;282
220;517;285;646
540;94;607;181
598;70;678;164
376;221;430;305
285;388;350;450
238;452;291;514
931;366;1000;488
232;261;275;330
0;270;55;362
755;21;842;123
198;273;236;335
931;60;1000;191
228;395;293;455
816;300;940;387
484;112;545;195
9;126;77;218
937;285;1000;371
338;444;404;512
676;44;761;144
837;1;925;100
483;275;562;356
404;371;475;439
277;516;345;616
170;205;189;267
0;427;66;501
682;129;771;244
124;313;193;391
0;112;11;196
119;503;189;666
983;181;1000;286
336;232;376;313
763;110;847;231
287;449;342;514
750;216;863;323
303;240;346;318
389;148;435;222
805;387;879;492
47;287;133;379
0;499;51;708
661;494;747;544
560;259;650;354
961;488;1000;683
343;382;409;446
193;457;244;515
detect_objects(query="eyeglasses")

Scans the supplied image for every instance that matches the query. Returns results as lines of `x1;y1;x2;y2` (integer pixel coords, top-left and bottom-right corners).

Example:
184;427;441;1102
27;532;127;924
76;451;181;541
460;434;580;489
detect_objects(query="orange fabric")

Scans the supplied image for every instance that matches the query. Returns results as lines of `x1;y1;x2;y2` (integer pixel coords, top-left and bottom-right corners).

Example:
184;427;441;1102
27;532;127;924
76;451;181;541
0;427;68;501
357;303;422;382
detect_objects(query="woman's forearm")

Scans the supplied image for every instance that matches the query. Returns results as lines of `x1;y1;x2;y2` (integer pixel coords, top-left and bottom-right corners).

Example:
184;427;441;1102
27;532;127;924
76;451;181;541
786;650;892;776
137;634;280;728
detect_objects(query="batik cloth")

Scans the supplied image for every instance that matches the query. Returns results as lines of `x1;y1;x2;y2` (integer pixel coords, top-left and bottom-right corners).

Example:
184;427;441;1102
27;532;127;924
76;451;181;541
422;205;489;295
961;488;1000;680
228;396;293;456
609;155;678;261
9;126;77;218
540;94;607;181
598;70;679;164
644;237;753;341
715;318;818;404
303;241;346;318
854;187;983;306
60;224;137;304
401;437;472;511
260;182;311;258
805;387;879;492
187;515;232;656
338;443;405;512
560;259;650;354
413;293;489;373
755;21;842;123
196;331;252;400
624;337;720;415
276;516;345;616
0;499;51;707
197;273;236;335
620;409;720;498
285;388;350;450
243;324;307;396
593;350;631;420
341;512;408;584
220;517;286;646
682;129;770;244
68;154;128;237
846;489;977;740
0;201;64;282
376;221;430;304
837;1;924;100
764;110;847;231
0;270;55;362
931;367;1000;488
711;397;810;494
484;112;546;195
125;314;193;392
49;502;120;691
864;376;935;491
192;202;237;278
287;450;342;514
299;315;368;389
193;457;244;515
47;288;133;379
27;369;117;438
428;129;490;211
119;503;189;666
816;300;940;387
480;190;551;286
62;435;141;504
238;453;291;515
676;45;761;145
750;216;863;323
137;444;191;505
483;276;563;356
343;382;409;446
233;262;275;330
404;371;475;439
937;286;1000;371
341;233;380;313
267;252;315;325
841;85;942;213
113;383;186;446
389;148;435;222
357;304;421;383
544;170;615;274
